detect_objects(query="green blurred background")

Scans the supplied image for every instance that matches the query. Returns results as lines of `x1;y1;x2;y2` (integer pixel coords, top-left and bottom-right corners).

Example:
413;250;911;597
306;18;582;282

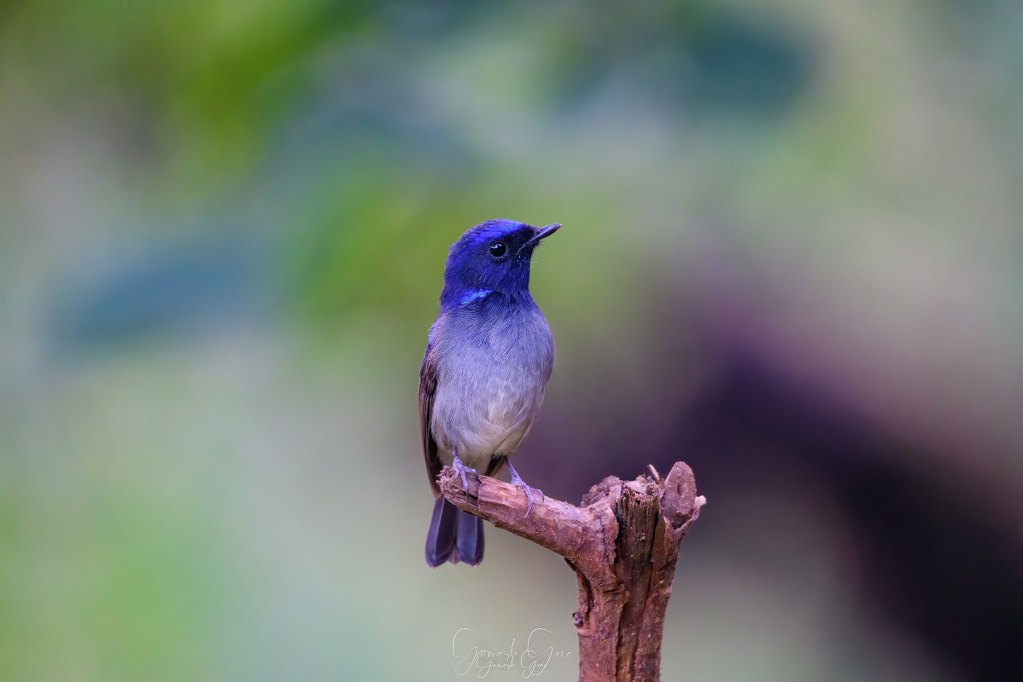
2;1;1022;680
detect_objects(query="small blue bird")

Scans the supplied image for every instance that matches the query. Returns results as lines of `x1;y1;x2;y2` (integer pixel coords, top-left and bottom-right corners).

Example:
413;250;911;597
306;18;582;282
420;219;560;566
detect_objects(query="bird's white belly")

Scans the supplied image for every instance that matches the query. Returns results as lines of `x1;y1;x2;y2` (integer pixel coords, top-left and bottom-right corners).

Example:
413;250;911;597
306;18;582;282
431;350;545;471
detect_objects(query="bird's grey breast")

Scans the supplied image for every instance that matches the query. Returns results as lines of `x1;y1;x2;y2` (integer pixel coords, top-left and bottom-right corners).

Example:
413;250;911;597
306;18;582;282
428;300;554;466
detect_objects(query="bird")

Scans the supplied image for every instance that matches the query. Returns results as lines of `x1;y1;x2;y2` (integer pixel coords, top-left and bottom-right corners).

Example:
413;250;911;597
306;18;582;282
420;219;560;567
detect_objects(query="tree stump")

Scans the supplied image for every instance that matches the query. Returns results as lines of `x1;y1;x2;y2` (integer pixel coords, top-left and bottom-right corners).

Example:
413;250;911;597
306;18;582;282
438;461;705;682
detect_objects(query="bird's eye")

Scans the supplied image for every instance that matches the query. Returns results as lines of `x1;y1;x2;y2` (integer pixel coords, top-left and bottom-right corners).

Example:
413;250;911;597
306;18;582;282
489;241;507;258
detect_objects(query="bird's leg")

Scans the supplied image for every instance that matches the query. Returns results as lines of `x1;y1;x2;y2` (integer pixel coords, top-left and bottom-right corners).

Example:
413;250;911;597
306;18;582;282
506;460;543;516
451;449;476;491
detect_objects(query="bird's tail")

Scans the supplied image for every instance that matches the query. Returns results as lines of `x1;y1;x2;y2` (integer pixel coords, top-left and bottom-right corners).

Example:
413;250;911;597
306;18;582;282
425;497;484;566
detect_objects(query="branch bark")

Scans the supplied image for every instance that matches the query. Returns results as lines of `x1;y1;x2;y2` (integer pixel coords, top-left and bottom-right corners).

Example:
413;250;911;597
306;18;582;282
438;461;705;682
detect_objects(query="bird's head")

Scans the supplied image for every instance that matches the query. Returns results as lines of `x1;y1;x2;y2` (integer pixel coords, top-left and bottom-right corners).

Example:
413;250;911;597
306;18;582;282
440;219;560;308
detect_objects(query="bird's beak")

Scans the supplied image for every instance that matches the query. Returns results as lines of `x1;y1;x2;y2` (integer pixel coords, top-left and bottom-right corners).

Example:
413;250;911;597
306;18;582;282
527;223;561;246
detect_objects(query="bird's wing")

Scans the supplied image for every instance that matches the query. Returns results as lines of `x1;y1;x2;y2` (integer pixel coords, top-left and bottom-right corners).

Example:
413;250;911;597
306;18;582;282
419;342;444;497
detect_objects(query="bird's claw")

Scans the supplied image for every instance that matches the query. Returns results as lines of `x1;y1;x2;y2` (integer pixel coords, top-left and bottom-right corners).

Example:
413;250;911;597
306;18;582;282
451;451;477;491
516;482;544;516
506;461;543;516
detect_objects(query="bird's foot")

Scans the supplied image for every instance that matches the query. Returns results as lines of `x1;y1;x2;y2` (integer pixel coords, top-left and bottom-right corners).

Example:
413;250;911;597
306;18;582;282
507;461;543;516
451;451;477;491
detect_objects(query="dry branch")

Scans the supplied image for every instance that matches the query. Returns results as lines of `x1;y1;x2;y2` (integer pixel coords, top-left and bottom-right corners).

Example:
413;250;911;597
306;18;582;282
438;461;704;682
